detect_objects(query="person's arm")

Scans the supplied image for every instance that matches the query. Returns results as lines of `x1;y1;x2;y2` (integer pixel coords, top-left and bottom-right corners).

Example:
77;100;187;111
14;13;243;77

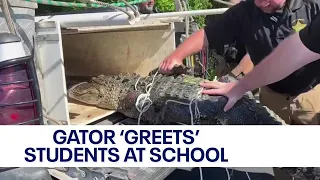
171;29;209;61
240;54;253;74
234;15;320;94
231;53;253;76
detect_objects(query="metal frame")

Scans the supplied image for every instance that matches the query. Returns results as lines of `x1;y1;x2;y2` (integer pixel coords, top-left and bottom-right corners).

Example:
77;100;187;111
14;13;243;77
34;20;70;125
35;8;228;28
33;3;228;125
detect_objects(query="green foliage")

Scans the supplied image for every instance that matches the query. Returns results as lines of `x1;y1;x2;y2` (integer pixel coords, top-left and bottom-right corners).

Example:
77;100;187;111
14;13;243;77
206;50;218;80
187;0;212;28
36;0;85;14
36;0;124;15
153;0;215;28
154;0;175;12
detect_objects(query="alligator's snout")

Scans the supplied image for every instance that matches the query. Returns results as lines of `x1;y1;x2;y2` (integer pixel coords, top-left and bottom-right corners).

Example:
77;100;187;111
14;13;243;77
68;82;100;105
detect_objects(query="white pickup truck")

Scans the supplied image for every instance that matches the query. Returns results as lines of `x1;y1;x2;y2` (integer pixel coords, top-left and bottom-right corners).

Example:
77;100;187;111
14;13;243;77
0;0;281;179
0;0;231;179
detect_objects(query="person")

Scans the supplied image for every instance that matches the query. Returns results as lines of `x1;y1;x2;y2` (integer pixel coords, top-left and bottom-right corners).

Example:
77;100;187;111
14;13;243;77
200;14;320;178
159;0;320;125
200;13;320;120
138;0;155;14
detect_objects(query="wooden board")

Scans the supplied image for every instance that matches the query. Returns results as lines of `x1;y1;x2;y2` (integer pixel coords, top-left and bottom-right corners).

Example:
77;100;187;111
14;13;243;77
62;23;175;77
68;99;115;125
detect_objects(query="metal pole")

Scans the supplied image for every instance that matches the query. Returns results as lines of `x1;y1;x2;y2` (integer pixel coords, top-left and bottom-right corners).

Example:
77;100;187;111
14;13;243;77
140;8;228;20
35;11;136;27
35;8;228;28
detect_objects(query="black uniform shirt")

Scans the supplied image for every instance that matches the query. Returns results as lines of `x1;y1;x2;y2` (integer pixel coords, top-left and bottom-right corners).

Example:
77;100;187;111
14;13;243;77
299;13;320;54
204;0;320;95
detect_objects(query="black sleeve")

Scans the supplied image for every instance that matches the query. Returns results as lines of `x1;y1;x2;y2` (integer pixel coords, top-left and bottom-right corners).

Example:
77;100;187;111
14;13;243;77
204;2;245;50
299;14;320;54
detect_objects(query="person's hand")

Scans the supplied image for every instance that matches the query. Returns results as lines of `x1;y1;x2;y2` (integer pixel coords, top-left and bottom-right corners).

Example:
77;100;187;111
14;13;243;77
159;53;183;75
199;80;245;112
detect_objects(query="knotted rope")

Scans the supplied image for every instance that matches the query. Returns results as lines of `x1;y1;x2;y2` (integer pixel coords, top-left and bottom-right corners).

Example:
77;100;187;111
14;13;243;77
133;70;252;180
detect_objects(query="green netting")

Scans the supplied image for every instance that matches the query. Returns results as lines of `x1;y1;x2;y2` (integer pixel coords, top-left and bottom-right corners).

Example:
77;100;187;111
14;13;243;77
25;0;148;8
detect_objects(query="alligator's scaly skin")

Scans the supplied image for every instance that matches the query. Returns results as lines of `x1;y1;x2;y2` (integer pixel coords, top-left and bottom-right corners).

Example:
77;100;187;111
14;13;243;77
67;65;285;125
51;167;175;180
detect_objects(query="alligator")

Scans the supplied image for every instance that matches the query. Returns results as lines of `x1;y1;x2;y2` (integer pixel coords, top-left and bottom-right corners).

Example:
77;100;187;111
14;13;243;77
67;64;285;125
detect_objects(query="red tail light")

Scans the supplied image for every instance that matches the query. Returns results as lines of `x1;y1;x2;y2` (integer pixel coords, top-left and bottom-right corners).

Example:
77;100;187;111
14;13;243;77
0;56;42;125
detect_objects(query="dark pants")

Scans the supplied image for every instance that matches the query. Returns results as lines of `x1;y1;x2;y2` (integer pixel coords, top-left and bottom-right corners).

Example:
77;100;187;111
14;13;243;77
165;168;275;180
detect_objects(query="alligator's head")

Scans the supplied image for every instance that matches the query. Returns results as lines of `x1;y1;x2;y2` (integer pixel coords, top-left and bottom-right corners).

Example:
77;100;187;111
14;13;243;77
68;81;102;106
68;74;138;110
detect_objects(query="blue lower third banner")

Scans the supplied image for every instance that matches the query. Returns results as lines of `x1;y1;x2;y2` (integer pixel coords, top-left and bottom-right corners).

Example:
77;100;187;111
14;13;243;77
0;125;319;167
